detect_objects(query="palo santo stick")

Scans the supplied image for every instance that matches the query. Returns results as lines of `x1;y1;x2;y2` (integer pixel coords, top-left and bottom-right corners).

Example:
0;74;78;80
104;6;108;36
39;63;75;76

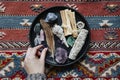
60;11;67;36
60;10;72;36
64;9;72;36
40;19;55;58
68;10;78;38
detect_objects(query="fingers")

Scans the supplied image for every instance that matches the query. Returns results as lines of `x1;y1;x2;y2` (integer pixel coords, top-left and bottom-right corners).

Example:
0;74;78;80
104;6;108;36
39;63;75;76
36;51;41;57
39;48;48;62
26;45;47;62
25;47;32;57
31;45;43;56
25;45;43;58
34;45;43;50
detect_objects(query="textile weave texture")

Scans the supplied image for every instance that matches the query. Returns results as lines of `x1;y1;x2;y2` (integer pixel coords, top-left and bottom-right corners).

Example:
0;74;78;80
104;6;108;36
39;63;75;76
0;0;120;79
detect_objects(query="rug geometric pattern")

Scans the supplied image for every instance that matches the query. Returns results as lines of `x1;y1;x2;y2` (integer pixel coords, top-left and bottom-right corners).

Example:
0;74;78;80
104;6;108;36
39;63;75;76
0;0;120;79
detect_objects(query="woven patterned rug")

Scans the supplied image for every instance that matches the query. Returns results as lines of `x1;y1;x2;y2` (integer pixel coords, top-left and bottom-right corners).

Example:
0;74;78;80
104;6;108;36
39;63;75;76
0;0;120;79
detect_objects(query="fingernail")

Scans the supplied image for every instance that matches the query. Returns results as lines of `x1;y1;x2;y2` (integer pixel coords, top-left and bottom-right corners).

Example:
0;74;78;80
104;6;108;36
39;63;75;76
45;48;48;50
39;45;43;47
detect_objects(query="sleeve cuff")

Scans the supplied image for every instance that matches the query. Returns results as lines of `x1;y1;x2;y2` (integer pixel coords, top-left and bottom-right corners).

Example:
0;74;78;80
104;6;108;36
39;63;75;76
26;73;46;80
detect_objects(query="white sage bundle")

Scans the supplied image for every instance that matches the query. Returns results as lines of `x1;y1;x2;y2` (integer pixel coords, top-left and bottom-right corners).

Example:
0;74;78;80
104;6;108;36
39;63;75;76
52;24;69;47
69;29;88;60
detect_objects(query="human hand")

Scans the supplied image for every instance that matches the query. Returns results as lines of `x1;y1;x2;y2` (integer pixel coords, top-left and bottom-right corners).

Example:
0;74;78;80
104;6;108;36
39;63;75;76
24;45;48;74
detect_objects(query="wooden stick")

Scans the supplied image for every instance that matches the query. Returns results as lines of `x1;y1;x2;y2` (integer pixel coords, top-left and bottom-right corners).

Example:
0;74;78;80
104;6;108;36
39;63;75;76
60;10;72;36
68;11;78;38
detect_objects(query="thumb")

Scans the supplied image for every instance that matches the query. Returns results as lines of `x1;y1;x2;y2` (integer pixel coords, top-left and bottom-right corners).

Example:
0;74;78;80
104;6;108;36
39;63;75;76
39;48;48;62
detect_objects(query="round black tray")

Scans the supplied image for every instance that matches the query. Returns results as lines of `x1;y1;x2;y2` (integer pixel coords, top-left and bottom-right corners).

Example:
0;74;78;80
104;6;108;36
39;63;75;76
29;6;90;66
